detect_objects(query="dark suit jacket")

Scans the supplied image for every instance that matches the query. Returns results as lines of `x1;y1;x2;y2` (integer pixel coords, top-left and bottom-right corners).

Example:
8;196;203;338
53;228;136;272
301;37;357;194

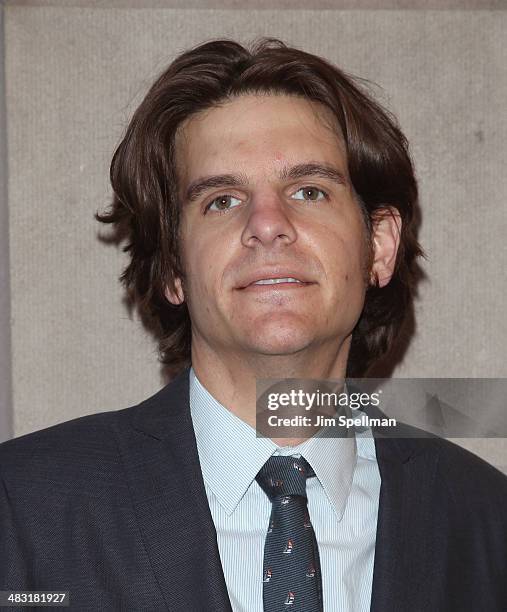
1;367;506;611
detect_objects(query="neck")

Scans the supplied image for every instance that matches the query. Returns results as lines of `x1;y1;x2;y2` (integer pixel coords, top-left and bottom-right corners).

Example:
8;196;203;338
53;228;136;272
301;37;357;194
191;336;352;447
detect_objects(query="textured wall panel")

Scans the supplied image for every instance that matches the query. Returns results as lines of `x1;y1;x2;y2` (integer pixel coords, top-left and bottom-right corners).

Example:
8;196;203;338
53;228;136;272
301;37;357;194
5;1;507;10
0;6;12;443
4;7;506;471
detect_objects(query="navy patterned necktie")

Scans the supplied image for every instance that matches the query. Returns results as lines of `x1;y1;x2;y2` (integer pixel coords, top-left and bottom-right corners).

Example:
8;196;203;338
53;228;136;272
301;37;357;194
256;455;323;611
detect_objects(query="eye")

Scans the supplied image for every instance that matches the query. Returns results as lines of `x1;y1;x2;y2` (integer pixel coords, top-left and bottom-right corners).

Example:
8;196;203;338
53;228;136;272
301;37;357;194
205;194;242;213
291;186;328;202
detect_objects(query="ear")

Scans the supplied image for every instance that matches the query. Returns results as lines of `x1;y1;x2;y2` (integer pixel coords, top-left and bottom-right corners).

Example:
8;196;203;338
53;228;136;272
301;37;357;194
370;207;402;288
164;277;185;305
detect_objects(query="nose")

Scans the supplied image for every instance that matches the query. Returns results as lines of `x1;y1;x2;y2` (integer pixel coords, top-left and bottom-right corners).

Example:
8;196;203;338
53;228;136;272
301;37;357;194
240;194;297;249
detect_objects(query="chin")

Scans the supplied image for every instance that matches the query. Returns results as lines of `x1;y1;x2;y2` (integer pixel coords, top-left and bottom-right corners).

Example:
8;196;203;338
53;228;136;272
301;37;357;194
240;325;314;356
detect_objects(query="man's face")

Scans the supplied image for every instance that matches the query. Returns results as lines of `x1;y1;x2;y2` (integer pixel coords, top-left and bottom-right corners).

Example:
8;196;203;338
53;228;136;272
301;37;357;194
167;93;373;360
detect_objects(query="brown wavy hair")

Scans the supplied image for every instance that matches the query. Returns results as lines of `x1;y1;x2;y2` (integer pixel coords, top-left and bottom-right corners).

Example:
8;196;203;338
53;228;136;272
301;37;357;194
96;37;424;378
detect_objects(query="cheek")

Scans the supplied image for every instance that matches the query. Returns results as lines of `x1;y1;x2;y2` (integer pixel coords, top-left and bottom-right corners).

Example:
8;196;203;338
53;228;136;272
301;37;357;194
322;231;366;284
336;215;370;283
185;237;225;301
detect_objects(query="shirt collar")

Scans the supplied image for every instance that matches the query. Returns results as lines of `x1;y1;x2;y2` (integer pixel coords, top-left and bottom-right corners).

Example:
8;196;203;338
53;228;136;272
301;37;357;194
189;367;358;521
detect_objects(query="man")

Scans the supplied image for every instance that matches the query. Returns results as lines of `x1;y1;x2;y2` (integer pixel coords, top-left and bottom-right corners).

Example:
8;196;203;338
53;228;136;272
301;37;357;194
1;38;506;611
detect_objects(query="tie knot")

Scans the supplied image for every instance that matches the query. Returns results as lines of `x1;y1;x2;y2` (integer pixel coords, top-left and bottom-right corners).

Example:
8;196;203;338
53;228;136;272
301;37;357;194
256;455;315;501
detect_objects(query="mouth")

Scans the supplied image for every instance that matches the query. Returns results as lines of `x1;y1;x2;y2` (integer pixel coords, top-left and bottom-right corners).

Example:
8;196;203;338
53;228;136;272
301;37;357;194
239;276;314;290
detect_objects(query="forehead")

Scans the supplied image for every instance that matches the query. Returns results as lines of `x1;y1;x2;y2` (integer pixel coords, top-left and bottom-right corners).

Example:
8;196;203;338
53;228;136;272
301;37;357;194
174;93;346;184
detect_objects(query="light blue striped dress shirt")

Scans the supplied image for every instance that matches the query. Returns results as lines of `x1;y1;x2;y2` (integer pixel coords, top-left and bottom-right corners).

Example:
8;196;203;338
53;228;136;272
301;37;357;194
189;367;381;612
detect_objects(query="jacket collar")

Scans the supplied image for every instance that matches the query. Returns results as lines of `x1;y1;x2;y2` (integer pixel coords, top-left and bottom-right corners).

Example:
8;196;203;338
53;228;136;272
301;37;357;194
130;367;435;462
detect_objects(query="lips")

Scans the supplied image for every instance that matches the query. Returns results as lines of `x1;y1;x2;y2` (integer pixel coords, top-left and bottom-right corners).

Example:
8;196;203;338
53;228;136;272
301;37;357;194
252;277;303;286
237;270;313;289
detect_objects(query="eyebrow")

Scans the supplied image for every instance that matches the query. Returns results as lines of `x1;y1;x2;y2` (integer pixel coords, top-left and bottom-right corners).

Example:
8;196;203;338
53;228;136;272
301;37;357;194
184;162;348;203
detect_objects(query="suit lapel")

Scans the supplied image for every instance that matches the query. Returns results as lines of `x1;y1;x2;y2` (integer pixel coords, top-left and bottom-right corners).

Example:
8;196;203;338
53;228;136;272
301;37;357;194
369;414;442;612
113;367;232;612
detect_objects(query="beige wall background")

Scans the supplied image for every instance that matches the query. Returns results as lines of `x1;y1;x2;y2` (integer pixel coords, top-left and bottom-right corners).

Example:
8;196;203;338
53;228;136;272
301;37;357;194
0;2;506;473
